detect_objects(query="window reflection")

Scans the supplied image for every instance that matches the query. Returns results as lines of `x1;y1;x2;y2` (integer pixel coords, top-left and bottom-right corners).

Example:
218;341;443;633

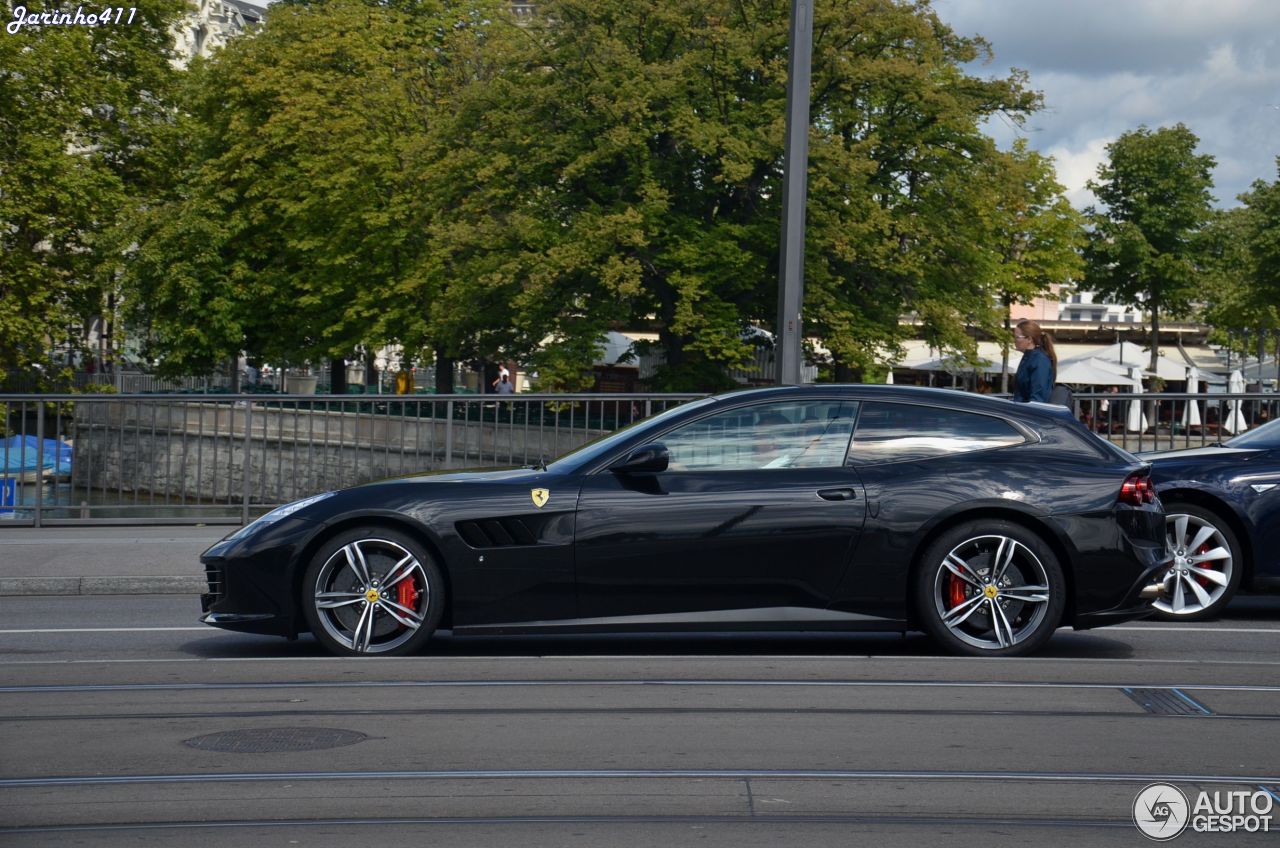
848;402;1024;465
658;401;858;471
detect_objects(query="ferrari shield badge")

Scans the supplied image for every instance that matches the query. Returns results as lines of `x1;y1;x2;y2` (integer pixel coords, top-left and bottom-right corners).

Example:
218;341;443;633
531;488;550;509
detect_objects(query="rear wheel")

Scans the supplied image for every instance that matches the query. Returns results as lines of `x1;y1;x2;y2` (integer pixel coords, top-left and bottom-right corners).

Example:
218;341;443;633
301;527;443;656
1153;503;1242;621
915;520;1066;657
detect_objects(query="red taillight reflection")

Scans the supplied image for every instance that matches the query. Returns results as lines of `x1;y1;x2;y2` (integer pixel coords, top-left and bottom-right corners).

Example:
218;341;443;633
1119;472;1156;506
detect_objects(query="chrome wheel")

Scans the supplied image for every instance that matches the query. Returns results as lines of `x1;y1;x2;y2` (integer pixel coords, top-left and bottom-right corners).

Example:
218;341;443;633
310;537;430;654
932;534;1052;651
1154;511;1235;618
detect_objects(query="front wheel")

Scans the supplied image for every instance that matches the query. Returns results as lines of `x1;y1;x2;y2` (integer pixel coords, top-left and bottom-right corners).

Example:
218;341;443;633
915;521;1066;657
1152;503;1242;621
301;527;444;656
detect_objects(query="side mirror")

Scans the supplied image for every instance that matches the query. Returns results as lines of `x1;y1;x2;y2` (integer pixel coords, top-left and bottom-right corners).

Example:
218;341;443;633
610;443;669;474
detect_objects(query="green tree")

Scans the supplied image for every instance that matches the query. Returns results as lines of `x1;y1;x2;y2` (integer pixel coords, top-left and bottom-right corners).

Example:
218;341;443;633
119;0;502;387
0;0;186;384
1200;166;1280;372
978;140;1084;391
423;0;1039;390
1084;123;1216;375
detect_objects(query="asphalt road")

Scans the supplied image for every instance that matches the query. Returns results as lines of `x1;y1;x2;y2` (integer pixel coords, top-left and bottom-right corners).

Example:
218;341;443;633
1;594;1279;847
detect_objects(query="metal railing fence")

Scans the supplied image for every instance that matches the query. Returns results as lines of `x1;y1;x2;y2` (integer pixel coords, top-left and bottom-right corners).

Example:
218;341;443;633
1;390;1275;526
0;393;703;526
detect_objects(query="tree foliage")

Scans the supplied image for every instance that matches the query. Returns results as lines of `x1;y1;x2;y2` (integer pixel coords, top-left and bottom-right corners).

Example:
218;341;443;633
118;0;504;377
416;0;1041;389
1084;123;1216;373
977;140;1084;389
0;0;186;382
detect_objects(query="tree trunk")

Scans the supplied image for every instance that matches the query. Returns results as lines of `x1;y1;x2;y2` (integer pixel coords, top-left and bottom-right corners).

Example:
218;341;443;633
1148;298;1161;376
227;357;241;394
434;348;454;394
1001;296;1013;394
329;357;347;396
364;349;377;389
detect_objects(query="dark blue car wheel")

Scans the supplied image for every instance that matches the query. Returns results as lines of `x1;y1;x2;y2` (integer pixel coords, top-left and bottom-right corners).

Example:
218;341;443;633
1154;502;1243;621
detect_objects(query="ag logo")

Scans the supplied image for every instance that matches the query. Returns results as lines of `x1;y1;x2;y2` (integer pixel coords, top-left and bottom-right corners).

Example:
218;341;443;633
1133;783;1189;840
530;488;550;509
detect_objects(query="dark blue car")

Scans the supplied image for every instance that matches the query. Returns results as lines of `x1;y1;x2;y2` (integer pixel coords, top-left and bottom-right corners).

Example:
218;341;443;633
1142;418;1280;619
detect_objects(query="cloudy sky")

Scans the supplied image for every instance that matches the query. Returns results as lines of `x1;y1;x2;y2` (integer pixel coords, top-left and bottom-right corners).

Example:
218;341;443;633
932;0;1280;209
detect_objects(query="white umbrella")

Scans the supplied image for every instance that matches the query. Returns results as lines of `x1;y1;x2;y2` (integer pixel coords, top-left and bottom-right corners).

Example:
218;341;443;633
1088;341;1187;381
1126;367;1149;433
1180;366;1202;428
1222;369;1248;434
1056;357;1132;386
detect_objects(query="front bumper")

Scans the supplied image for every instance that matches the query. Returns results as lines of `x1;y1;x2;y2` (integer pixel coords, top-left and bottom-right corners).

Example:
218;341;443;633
198;517;318;638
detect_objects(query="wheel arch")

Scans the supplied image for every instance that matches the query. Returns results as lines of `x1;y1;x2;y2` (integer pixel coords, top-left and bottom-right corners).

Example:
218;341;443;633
1157;488;1254;588
288;513;457;637
906;507;1077;628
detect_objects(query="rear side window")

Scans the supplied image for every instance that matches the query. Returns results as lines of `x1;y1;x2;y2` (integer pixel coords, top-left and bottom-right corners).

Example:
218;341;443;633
846;402;1026;466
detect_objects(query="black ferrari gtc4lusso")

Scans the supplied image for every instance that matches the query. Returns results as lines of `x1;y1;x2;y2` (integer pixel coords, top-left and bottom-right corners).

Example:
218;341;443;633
201;385;1168;657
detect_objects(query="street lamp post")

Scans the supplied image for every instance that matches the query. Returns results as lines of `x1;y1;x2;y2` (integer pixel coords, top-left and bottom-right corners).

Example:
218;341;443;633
775;0;813;386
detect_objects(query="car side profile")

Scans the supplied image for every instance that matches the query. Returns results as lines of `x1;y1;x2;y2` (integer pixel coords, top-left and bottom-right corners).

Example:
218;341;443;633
1142;418;1280;619
200;385;1167;657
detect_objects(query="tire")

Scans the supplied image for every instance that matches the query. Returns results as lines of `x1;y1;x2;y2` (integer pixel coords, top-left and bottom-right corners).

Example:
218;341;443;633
301;526;444;656
914;520;1066;657
1152;502;1243;622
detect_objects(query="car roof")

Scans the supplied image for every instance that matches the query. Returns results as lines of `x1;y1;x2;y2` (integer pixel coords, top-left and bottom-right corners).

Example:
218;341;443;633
703;384;1071;424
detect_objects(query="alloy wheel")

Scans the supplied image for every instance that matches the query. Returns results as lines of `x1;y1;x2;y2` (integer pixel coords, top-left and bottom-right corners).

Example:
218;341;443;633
1154;513;1234;617
932;534;1052;651
311;538;430;654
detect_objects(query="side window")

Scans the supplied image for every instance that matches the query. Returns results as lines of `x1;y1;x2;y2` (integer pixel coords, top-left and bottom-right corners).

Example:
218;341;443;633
846;402;1025;466
657;400;858;471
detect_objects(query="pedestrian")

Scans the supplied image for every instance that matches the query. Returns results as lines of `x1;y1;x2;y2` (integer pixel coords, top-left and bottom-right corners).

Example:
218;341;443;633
491;364;511;393
1012;319;1056;403
495;371;514;395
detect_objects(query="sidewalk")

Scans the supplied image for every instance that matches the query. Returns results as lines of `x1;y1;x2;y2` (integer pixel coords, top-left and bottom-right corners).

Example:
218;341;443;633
0;526;227;596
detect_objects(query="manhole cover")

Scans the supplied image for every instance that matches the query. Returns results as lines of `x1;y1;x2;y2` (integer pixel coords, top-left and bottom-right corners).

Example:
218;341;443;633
183;727;367;753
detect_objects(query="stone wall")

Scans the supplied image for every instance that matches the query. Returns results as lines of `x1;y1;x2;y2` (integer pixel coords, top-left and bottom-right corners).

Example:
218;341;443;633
70;400;604;504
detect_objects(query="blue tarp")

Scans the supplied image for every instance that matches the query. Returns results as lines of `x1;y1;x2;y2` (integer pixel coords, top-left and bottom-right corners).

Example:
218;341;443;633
1;436;73;476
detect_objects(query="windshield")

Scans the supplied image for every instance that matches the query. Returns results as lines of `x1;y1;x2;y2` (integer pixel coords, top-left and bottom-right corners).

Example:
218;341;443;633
1225;417;1280;449
545;397;715;473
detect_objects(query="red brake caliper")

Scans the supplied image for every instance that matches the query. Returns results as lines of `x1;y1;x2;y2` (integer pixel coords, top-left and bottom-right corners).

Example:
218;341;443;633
397;577;420;618
948;574;966;609
1194;542;1216;588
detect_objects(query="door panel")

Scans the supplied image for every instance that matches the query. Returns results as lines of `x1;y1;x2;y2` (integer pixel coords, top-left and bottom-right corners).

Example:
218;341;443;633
573;398;866;622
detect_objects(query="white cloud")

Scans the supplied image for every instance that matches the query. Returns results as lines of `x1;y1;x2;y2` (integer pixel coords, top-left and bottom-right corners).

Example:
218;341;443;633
934;0;1280;207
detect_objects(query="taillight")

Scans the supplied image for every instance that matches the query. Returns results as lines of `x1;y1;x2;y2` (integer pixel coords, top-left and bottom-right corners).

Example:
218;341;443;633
1119;472;1156;506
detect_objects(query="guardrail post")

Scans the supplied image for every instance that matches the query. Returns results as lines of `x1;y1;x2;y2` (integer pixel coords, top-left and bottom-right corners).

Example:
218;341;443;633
242;399;252;525
34;401;44;527
445;400;454;469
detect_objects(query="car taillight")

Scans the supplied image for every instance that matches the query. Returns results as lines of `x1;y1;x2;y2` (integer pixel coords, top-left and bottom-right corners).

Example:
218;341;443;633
1119;472;1156;506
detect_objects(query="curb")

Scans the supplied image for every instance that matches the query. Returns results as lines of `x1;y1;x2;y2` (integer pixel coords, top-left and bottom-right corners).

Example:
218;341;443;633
0;577;206;596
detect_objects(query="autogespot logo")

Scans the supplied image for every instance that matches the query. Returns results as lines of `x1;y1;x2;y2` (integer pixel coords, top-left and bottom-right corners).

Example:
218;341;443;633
1134;783;1190;841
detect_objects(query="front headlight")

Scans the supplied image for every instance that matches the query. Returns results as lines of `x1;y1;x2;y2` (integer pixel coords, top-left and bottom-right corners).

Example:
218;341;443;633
226;492;335;541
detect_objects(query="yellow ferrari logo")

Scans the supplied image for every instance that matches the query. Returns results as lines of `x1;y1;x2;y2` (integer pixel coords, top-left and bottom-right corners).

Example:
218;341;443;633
365;588;380;603
983;585;999;599
531;488;550;508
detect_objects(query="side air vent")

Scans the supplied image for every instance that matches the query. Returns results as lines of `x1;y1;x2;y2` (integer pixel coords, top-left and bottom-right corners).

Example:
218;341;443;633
457;517;539;548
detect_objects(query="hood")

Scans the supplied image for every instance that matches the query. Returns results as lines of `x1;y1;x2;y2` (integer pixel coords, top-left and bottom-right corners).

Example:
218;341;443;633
357;466;550;487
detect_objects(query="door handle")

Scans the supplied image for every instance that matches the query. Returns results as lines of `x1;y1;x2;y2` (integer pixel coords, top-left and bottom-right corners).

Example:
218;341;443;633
817;487;858;501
